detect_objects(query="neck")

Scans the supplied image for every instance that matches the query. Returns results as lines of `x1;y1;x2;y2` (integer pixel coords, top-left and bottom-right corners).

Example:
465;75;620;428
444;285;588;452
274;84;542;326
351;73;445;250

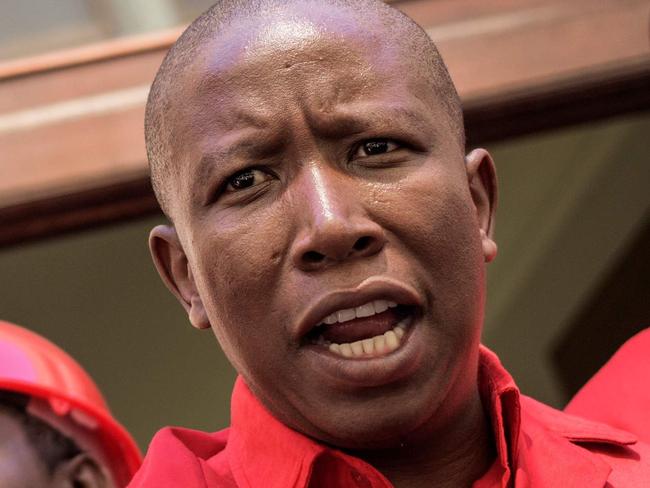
351;390;494;488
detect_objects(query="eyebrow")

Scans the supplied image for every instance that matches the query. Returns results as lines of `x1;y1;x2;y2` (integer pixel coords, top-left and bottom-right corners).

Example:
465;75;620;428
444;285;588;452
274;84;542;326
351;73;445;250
193;142;251;188
191;128;283;191
194;150;232;186
306;103;435;139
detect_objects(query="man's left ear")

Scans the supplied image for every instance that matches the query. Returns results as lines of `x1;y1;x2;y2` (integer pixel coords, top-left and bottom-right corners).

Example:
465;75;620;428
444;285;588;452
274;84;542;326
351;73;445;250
465;148;498;263
51;454;113;488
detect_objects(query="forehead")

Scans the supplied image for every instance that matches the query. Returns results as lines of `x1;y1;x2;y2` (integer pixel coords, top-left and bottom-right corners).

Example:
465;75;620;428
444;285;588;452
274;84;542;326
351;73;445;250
174;6;434;119
186;19;409;112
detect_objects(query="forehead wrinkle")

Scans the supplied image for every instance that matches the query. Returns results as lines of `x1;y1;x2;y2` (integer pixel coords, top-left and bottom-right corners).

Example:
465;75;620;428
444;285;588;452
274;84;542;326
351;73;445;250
187;78;276;131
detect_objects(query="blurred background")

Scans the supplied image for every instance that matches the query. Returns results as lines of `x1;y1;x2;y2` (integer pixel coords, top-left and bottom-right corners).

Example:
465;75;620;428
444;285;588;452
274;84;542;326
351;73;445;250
0;0;649;451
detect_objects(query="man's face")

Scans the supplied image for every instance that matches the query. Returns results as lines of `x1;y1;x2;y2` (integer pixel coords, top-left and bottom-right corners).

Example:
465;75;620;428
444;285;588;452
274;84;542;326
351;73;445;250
153;8;496;448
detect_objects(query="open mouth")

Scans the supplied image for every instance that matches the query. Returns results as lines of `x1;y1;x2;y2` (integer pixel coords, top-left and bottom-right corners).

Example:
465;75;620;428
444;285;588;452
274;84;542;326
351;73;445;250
306;300;415;359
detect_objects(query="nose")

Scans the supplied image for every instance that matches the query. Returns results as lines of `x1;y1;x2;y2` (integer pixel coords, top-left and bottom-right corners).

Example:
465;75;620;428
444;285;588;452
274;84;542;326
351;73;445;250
290;166;386;272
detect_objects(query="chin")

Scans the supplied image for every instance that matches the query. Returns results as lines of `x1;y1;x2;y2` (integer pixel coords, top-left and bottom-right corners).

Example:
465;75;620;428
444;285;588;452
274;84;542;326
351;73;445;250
310;392;443;450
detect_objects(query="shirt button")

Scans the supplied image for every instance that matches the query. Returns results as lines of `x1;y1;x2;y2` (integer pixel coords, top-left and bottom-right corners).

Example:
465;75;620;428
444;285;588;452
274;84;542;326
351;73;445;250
350;468;372;488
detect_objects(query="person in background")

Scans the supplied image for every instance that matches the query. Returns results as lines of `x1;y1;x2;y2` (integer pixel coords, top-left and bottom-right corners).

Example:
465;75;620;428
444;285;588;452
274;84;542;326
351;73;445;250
0;320;141;487
566;328;650;443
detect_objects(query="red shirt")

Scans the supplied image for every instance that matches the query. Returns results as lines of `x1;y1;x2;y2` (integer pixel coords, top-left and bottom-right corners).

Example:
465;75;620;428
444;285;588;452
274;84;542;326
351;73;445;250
129;347;650;487
566;327;650;443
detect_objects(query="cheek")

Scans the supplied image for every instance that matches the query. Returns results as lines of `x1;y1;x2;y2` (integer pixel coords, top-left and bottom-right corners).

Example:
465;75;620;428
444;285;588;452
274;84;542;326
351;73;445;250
378;169;486;320
190;208;290;358
423;192;486;339
381;167;480;259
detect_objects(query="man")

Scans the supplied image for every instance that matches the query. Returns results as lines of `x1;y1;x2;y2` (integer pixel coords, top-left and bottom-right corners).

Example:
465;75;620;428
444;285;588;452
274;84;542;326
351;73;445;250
132;0;650;486
0;320;141;487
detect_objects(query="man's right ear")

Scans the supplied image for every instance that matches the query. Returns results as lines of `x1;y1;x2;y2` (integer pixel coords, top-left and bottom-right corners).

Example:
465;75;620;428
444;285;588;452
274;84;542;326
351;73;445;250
149;225;210;330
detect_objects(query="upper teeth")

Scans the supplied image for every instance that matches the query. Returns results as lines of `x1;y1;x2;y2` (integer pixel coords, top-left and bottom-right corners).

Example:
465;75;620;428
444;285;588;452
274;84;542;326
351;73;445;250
322;300;398;325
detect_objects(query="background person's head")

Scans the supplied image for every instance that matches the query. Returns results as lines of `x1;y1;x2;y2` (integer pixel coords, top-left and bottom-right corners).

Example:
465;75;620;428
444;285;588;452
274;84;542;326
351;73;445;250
0;390;99;488
0;321;141;487
147;0;497;453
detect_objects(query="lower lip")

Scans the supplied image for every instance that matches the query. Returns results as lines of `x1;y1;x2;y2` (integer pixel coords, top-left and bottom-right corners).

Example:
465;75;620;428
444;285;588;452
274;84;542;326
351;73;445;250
301;315;424;389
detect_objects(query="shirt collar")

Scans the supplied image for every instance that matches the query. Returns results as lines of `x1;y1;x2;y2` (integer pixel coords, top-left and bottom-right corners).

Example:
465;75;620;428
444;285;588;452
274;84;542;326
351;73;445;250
477;345;521;486
477;347;638;488
221;347;633;488
225;377;324;488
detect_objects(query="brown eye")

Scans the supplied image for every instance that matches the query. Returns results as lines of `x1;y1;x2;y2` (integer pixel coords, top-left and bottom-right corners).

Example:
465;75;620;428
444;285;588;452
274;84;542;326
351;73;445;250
355;139;399;158
226;169;272;192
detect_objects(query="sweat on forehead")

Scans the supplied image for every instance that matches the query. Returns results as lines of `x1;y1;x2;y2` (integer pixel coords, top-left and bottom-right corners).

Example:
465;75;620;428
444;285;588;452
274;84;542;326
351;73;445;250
145;0;463;218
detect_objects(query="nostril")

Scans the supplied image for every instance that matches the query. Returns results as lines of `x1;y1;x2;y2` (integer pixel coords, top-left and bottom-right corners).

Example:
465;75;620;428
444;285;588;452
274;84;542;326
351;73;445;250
303;250;325;264
295;232;384;270
353;236;374;252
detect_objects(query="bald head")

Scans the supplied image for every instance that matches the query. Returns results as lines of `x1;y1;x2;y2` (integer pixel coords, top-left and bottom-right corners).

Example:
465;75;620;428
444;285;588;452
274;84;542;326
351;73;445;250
145;0;463;218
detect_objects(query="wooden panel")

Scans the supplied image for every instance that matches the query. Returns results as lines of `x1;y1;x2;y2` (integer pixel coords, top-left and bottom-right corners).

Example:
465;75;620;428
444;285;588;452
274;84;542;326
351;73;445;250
0;0;649;246
464;57;650;146
1;107;147;206
420;0;650;97
0;27;180;82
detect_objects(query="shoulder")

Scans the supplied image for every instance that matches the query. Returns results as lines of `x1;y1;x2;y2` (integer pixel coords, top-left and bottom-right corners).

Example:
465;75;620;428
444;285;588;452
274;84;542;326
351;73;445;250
519;395;650;486
566;327;650;441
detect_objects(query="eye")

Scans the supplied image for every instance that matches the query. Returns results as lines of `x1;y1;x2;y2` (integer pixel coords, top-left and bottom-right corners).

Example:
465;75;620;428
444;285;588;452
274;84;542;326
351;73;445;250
354;139;400;158
225;168;273;193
